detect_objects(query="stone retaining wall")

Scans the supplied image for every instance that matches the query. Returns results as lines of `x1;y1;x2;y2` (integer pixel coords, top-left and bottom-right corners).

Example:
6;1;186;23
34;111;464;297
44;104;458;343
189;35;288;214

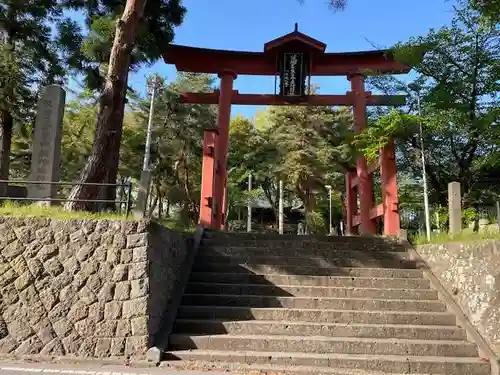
416;240;500;355
0;217;189;358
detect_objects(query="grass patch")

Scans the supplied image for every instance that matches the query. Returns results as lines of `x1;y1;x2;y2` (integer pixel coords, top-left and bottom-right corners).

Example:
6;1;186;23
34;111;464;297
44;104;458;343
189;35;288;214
411;228;500;245
0;201;129;221
158;217;197;235
0;202;199;234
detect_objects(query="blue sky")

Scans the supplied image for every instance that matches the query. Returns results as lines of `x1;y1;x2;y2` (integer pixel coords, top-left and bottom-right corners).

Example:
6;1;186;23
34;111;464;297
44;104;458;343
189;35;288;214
72;0;457;119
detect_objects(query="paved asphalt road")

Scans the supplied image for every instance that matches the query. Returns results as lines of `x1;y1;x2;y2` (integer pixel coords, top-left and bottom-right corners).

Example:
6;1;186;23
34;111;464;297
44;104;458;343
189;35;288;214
0;363;230;375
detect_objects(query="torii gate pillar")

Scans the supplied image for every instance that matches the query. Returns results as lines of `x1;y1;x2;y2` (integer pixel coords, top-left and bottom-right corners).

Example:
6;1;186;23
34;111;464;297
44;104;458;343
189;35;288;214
198;70;238;230
215;70;237;230
349;73;377;235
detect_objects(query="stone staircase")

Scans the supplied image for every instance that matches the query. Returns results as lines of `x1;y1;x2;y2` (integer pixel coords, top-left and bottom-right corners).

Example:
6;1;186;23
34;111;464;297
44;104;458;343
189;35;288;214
165;231;492;374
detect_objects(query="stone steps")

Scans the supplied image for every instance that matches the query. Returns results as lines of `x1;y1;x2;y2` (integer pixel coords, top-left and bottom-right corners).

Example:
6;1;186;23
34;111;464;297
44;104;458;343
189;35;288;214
165;350;491;374
195;254;417;268
180;294;447;311
201;242;406;252
200;246;409;256
192;263;424;278
163;361;451;375
202;231;406;246
201;238;407;251
185;282;439;299
172;320;468;341
188;273;430;289
202;231;400;241
166;232;491;374
176;306;457;325
169;334;478;357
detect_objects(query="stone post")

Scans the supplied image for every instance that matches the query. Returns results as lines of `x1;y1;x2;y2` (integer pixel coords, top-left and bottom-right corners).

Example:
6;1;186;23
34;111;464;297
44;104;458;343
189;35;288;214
448;182;462;235
28;85;66;202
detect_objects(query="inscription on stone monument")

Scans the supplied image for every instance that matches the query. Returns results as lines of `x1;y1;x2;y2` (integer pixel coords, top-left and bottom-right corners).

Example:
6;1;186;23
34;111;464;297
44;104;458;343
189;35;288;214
28;85;66;202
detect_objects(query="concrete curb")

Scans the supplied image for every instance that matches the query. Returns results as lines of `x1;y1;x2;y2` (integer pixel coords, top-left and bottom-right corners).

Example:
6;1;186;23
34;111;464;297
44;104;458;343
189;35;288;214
146;225;205;364
405;240;500;375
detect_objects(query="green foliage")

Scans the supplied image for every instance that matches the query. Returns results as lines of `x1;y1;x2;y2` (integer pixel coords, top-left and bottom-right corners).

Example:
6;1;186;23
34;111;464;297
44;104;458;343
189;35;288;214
58;0;186;90
364;4;499;210
127;72;216;222
0;0;66;86
262;104;353;212
0;44;22;116
0;0;68;180
354;110;423;162
60;94;100;181
463;207;478;226
463;0;500;22
219;99;355;231
305;211;327;234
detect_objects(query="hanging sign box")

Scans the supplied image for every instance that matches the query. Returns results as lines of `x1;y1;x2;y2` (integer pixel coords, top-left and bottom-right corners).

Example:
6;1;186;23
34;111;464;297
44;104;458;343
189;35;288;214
279;52;309;98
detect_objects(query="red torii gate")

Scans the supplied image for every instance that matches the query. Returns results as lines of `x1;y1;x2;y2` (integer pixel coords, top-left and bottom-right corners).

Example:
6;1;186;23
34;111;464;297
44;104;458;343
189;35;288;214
163;26;415;236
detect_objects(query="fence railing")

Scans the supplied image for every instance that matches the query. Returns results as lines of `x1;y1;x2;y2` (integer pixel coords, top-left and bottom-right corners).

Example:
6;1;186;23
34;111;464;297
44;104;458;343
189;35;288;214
0;180;133;217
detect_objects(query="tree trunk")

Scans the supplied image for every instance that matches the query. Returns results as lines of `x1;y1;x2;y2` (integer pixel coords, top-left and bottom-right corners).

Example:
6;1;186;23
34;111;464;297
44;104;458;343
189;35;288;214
65;0;148;211
101;78;129;211
0;110;13;197
0;23;15;198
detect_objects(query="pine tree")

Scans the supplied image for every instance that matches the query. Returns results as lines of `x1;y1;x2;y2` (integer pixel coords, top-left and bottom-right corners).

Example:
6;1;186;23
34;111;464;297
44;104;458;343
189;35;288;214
61;0;186;210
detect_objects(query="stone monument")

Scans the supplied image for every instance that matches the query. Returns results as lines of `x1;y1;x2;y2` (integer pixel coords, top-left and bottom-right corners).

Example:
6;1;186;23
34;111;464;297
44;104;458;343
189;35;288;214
28;85;66;202
448;181;462;235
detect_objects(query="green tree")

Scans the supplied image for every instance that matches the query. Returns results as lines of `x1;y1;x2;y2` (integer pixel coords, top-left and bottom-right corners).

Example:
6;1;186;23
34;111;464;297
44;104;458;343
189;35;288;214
226;116;272;227
401;6;498;206
62;0;186;210
128;72;216;223
463;0;500;22
0;0;67;194
256;103;352;215
358;4;499;210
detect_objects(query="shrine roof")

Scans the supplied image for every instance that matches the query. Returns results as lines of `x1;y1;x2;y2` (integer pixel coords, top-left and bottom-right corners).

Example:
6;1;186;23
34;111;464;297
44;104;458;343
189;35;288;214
264;29;327;53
